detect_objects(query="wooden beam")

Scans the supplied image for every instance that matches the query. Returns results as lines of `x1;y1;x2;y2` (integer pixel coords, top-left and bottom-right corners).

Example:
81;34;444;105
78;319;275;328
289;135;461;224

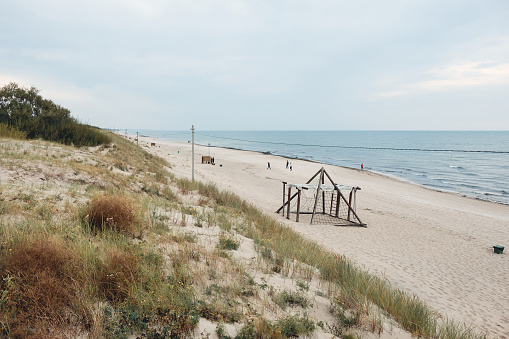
282;182;286;216
329;191;334;215
306;167;323;184
286;186;292;219
335;185;365;226
276;191;299;213
322;170;326;214
347;190;353;221
335;190;340;217
296;189;301;222
311;168;324;224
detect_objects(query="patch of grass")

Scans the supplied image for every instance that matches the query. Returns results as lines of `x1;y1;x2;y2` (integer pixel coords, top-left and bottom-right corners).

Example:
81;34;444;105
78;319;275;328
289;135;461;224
216;322;231;339
0;238;82;337
198;300;242;323
98;247;139;303
85;194;139;234
276;314;316;338
273;290;309;310
236;321;257;339
217;232;240;251
296;280;309;291
0;123;26;140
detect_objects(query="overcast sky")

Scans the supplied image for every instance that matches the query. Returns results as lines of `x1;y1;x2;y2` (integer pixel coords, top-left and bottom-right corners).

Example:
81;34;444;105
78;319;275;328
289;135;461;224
1;0;508;130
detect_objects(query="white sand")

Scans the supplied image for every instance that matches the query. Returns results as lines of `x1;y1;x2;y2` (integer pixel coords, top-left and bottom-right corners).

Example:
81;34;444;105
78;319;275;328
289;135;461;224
140;137;509;338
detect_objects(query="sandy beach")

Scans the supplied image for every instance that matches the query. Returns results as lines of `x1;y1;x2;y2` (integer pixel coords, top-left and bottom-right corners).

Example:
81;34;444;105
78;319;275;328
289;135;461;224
139;136;509;338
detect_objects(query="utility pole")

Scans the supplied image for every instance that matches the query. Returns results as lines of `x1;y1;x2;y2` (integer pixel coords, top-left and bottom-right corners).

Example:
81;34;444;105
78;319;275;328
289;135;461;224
191;125;195;181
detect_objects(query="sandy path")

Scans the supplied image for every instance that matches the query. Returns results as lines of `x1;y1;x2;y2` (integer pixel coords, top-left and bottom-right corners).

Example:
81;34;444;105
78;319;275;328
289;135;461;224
140;136;509;338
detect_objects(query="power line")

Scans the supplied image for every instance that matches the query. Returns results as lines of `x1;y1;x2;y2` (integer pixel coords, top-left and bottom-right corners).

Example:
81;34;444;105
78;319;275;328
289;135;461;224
195;132;509;154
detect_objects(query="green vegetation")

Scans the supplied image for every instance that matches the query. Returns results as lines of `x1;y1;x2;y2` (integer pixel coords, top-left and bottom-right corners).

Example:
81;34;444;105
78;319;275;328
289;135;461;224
0;129;487;338
0;82;110;146
273;290;309;310
217;232;240;250
0;123;26;139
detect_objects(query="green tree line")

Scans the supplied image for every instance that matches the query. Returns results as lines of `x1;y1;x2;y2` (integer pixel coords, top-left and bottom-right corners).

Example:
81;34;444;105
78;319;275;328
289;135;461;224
0;82;110;147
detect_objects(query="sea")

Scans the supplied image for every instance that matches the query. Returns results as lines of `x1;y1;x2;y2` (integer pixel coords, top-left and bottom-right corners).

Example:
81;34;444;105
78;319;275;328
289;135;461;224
126;130;509;205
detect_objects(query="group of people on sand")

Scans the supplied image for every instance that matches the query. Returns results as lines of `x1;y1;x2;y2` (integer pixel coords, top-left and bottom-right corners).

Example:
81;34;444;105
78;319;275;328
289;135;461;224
267;160;292;171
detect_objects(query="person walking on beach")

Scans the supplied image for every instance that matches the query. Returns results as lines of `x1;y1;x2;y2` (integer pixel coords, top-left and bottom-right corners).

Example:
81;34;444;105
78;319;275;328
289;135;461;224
361;163;363;170
286;160;289;169
267;162;271;169
290;163;292;171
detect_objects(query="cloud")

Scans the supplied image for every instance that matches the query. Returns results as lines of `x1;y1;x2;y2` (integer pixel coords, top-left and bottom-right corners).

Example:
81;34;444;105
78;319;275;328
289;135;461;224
377;60;509;97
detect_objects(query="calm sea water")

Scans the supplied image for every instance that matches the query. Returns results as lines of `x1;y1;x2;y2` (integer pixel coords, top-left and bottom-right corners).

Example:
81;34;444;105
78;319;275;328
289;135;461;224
128;130;509;205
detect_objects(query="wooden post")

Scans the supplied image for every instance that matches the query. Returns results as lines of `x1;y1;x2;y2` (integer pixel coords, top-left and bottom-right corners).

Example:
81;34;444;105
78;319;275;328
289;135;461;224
322;171;325;214
329;192;334;215
347;190;353;221
191;125;195;181
296;189;301;222
286;187;292;219
282;182;286;215
335;190;340;217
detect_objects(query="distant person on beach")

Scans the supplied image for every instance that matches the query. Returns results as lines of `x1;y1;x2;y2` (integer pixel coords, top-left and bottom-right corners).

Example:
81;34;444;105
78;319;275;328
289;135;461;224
212;157;214;164
290;163;292;171
267;162;271;169
361;163;363;169
286;160;289;169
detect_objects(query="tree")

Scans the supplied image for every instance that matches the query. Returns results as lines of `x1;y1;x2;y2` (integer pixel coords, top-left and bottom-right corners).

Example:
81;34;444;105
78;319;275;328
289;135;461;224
0;82;70;125
0;82;110;147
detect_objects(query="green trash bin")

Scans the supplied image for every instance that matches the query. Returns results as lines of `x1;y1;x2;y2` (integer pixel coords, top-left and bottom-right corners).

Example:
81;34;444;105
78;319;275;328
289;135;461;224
493;245;504;254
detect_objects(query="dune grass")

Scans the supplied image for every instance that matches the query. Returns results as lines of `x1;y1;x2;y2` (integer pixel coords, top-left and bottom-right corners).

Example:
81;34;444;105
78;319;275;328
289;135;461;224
0;123;26;140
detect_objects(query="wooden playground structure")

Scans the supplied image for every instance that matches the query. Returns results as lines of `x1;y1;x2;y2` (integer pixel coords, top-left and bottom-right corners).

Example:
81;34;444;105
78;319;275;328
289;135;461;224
276;167;366;227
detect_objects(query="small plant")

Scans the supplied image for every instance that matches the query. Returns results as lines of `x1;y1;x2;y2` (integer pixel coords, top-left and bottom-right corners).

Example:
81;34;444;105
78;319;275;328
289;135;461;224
330;295;362;330
114;160;128;171
273;290;309;310
216;323;231;339
218;233;240;250
276;314;316;338
272;257;284;273
260;246;272;260
236;321;257;339
296;280;309;291
195;214;204;227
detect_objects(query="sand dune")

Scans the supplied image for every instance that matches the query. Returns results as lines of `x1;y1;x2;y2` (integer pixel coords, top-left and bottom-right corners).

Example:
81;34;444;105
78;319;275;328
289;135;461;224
141;136;509;338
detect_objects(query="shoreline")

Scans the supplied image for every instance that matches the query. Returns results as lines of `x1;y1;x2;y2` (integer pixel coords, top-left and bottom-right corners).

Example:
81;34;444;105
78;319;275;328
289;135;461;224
165;139;509;207
128;133;509;338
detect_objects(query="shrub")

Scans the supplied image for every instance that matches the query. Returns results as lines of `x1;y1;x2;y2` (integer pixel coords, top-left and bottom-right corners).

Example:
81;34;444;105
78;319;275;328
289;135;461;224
0;123;26;139
0;239;80;337
98;248;139;303
86;194;139;233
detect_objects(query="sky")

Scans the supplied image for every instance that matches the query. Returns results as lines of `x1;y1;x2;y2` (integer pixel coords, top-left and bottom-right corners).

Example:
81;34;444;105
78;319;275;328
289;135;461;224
1;0;509;131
